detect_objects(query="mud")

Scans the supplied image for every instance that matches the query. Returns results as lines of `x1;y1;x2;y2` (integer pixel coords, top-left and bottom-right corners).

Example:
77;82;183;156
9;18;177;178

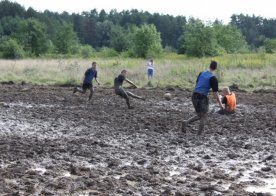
0;85;275;196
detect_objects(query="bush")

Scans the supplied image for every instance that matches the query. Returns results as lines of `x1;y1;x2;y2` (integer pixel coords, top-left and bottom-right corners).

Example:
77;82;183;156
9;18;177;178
97;47;119;57
80;45;95;58
264;38;276;53
0;37;24;59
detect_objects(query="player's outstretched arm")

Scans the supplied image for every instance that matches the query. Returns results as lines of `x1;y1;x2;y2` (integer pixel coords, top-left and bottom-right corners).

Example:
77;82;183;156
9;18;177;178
125;78;137;88
214;91;223;109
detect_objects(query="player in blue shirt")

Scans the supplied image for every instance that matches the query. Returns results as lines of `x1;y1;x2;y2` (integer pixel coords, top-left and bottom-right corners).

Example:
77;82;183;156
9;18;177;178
182;61;223;135
73;62;100;101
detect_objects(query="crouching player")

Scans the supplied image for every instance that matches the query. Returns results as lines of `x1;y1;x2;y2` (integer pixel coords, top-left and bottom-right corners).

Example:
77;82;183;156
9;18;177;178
219;87;236;114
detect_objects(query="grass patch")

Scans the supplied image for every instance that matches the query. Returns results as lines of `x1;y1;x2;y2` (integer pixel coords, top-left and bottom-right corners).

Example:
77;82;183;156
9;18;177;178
0;53;275;91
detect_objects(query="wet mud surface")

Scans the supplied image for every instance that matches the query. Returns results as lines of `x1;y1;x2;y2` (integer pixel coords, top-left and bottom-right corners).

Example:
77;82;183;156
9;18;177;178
0;85;275;195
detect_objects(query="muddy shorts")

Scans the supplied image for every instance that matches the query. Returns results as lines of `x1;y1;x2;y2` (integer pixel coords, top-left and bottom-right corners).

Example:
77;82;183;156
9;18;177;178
82;83;92;90
115;87;128;99
192;92;209;113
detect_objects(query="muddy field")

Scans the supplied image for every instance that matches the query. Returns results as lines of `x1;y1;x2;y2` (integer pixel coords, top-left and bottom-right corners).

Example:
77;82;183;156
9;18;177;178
0;85;275;196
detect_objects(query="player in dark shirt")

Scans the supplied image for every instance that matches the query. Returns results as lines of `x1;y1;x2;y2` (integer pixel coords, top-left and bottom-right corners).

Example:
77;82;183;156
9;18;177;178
114;70;145;109
182;61;223;135
73;62;100;101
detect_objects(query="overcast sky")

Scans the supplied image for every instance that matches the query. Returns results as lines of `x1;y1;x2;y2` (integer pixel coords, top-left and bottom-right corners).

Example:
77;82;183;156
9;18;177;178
11;0;276;23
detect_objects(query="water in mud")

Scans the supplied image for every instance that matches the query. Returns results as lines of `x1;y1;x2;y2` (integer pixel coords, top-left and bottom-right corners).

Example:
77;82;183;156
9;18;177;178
0;85;275;195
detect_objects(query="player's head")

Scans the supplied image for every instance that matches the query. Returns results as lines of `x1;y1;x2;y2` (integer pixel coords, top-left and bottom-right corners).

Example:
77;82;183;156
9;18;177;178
121;69;127;76
92;62;97;69
222;87;230;96
209;60;217;71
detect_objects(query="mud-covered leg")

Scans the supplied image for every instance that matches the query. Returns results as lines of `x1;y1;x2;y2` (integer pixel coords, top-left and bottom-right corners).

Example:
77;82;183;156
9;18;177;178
74;87;86;94
198;113;207;135
182;115;201;133
125;97;133;109
88;87;94;101
116;87;133;109
126;91;145;100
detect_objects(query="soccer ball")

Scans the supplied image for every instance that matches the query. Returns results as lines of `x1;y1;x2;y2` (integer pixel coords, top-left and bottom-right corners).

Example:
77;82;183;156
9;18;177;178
164;93;172;101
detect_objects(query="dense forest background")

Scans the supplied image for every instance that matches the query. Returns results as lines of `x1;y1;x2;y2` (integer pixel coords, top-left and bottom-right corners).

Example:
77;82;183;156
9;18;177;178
1;0;276;59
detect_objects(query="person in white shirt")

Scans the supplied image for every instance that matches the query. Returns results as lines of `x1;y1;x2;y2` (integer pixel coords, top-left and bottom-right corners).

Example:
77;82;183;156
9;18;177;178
147;59;154;80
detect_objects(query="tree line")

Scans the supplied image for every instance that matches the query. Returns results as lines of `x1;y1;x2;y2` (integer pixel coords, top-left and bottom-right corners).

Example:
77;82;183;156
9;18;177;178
0;0;276;59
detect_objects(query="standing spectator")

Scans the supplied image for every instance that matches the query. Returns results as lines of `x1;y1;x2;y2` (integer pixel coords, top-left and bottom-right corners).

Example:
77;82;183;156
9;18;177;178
147;58;154;81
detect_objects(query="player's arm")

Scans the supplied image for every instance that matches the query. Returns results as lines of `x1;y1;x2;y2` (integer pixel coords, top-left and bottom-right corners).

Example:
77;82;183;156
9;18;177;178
221;96;227;104
210;76;223;109
94;71;100;85
214;92;224;109
95;78;100;85
125;78;137;88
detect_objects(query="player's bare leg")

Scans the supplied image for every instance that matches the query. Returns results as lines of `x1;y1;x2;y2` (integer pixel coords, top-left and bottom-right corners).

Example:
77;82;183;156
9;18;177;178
182;115;200;133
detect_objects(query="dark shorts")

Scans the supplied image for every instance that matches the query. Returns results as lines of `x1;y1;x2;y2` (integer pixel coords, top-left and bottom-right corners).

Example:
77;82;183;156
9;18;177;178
115;87;128;99
82;83;92;90
147;69;154;77
192;92;209;113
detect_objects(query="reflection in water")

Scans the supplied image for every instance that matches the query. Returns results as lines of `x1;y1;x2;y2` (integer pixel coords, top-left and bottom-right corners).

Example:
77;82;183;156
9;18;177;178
246;178;276;195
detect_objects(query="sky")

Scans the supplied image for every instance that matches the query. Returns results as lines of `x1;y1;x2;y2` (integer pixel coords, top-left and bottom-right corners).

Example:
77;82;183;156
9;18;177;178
11;0;276;23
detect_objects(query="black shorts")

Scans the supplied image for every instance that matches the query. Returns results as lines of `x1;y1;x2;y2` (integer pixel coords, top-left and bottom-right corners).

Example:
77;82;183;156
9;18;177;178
82;83;92;90
115;87;128;99
192;92;209;113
